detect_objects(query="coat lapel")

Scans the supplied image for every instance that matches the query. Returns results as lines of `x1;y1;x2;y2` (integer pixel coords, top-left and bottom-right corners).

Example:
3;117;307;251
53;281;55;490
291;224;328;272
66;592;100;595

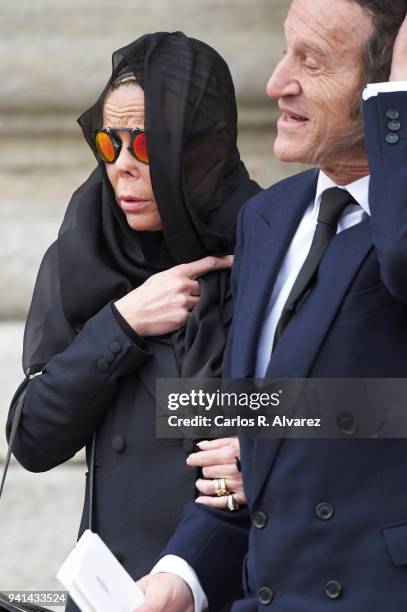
138;339;179;407
250;219;374;504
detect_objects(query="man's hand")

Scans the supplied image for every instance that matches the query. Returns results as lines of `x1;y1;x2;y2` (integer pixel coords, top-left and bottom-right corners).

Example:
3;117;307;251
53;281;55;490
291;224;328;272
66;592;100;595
133;573;194;612
115;255;233;337
390;12;407;81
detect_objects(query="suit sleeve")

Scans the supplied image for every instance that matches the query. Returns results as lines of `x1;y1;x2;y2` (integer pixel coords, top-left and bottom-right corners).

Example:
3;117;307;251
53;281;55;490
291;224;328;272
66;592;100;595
364;91;407;303
159;502;250;611
6;302;152;472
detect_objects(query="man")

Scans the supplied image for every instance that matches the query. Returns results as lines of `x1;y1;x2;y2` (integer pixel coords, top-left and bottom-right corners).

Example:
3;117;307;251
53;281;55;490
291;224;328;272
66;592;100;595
135;1;407;610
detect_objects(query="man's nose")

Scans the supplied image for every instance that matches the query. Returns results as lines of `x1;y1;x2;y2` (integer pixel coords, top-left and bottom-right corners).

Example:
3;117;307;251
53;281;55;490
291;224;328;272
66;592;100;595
266;55;301;99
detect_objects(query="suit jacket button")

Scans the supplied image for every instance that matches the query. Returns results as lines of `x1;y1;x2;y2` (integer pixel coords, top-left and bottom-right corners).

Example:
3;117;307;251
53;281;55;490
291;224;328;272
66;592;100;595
258;587;274;605
386;108;399;120
325;581;342;599
386;133;399;144
388;119;401;132
252;511;268;529
97;358;109;372
316;502;334;520
336;412;356;435
104;349;115;363
110;341;122;354
112;435;126;453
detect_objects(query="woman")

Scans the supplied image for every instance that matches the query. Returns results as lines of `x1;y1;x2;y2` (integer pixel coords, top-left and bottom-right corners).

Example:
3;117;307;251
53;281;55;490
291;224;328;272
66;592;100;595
6;32;261;610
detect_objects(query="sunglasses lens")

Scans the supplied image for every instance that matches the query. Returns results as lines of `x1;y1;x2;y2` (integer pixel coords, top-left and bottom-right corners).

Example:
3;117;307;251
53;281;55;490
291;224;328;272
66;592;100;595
96;131;116;163
132;132;149;164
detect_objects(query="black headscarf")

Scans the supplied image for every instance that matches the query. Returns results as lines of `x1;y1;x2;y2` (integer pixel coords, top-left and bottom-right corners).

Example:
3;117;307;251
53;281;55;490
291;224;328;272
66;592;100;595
23;32;261;379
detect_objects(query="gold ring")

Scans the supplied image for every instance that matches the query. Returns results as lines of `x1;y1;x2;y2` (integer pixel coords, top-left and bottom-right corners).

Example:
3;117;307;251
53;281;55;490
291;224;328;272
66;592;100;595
214;477;229;496
226;494;239;512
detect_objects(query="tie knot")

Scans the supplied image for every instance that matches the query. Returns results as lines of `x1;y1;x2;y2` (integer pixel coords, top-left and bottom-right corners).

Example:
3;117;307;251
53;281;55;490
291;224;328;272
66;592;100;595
318;187;356;229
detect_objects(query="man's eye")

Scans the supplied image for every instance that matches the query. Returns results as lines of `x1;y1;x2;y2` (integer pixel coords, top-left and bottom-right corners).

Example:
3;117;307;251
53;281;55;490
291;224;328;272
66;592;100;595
304;62;319;72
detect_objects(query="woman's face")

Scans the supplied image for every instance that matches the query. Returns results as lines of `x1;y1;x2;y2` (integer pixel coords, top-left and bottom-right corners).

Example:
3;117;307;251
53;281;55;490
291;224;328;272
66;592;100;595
103;84;162;231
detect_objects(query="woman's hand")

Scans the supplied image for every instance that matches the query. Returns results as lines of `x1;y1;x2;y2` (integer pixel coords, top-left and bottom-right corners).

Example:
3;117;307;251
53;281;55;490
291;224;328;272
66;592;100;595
187;437;246;509
115;255;233;336
390;12;407;81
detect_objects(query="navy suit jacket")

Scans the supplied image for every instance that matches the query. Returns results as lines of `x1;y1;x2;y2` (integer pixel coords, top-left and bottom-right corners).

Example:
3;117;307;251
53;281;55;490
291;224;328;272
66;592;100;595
162;92;407;612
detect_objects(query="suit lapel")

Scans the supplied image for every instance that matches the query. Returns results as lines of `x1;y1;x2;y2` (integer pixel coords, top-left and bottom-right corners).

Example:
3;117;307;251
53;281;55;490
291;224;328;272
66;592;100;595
266;218;373;378
232;170;319;379
233;170;318;499
250;219;374;504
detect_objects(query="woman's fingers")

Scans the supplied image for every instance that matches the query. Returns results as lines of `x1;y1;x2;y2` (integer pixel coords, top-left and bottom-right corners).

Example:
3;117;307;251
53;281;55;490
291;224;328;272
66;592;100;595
195;491;246;509
187;437;240;467
197;437;239;451
186;295;200;310
195;477;243;496
114;255;223;336
188;280;201;296
188;437;244;505
200;463;239;478
184;255;233;280
187;447;233;467
182;279;200;296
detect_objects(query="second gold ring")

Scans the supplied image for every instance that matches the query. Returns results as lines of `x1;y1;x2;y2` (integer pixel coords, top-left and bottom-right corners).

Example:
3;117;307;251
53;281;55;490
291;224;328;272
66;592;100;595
214;477;229;496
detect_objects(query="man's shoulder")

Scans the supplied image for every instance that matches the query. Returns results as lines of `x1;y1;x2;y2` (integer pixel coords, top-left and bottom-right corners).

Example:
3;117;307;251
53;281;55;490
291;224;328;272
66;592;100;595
243;167;318;217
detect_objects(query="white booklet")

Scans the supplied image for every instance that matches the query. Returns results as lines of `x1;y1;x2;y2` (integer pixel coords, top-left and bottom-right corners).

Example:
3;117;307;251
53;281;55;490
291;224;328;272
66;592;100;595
57;529;145;612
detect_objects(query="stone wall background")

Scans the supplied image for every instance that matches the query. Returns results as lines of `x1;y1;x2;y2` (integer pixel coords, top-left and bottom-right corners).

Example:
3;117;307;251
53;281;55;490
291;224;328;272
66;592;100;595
0;0;304;598
1;0;305;321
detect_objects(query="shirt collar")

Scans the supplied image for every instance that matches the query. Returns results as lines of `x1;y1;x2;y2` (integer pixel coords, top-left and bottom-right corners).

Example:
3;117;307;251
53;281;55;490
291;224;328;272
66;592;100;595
313;171;371;218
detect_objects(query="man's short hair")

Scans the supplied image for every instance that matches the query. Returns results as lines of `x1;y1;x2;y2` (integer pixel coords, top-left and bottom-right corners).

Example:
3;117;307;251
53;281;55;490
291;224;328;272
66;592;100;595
352;1;407;83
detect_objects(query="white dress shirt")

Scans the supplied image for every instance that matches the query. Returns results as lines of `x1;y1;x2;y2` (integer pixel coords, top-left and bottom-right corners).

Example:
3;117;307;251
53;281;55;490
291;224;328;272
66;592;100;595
255;172;370;377
148;82;407;612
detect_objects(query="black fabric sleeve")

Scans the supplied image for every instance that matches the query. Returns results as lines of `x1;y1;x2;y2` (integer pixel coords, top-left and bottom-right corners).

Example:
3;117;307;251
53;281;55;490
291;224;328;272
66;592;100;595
6;303;152;472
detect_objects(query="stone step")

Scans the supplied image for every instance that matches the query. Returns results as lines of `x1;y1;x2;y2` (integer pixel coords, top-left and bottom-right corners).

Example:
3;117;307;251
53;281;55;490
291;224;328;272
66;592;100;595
0;462;84;602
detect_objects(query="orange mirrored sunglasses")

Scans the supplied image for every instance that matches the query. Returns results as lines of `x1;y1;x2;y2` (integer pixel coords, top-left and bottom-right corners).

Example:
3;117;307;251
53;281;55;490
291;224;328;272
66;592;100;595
95;128;149;164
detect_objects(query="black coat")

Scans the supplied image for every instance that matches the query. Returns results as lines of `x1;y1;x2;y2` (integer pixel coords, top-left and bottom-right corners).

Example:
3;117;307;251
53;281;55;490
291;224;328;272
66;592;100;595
7;303;198;610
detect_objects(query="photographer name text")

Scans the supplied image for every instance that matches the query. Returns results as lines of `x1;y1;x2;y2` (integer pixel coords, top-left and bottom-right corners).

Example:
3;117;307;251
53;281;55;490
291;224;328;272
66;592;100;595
167;415;321;428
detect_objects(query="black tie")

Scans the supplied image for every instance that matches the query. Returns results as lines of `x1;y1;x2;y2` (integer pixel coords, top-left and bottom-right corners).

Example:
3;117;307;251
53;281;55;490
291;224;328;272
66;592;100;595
273;187;356;350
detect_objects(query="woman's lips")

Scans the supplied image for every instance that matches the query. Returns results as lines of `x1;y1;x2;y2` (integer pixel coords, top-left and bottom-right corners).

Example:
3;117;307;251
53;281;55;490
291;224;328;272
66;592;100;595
118;197;152;212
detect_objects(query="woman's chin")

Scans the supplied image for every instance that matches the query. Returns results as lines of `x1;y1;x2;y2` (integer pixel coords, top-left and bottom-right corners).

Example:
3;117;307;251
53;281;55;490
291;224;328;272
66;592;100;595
125;212;162;232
